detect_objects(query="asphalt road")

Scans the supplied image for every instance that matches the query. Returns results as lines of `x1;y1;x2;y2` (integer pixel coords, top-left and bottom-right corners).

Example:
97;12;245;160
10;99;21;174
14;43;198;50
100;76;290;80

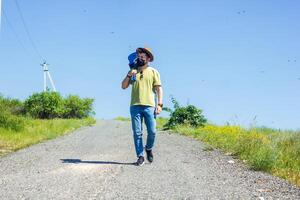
0;120;299;200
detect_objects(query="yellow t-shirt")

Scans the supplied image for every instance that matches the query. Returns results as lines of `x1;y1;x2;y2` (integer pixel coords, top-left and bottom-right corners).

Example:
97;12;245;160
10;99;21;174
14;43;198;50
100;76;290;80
130;66;161;107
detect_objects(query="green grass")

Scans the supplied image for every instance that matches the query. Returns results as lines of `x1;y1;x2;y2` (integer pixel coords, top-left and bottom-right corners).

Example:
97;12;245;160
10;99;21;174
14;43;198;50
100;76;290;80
0;117;96;156
114;116;131;121
114;116;169;131
171;124;300;187
114;116;300;186
156;117;169;130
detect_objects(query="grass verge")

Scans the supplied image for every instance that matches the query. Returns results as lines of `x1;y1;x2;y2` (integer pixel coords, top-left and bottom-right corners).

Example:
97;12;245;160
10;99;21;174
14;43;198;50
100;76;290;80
170;124;300;187
156;117;169;130
114;116;168;131
115;112;300;187
114;116;131;121
0;117;96;156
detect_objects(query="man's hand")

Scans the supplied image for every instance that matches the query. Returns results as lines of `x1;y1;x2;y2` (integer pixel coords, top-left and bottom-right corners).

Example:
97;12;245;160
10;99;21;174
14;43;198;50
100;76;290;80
122;69;138;89
155;105;162;115
128;69;137;77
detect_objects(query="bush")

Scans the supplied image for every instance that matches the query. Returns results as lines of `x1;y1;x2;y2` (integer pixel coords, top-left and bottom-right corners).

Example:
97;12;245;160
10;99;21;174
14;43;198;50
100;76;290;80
23;92;95;119
164;97;207;129
0;94;24;115
0;108;25;131
24;92;64;119
62;95;94;118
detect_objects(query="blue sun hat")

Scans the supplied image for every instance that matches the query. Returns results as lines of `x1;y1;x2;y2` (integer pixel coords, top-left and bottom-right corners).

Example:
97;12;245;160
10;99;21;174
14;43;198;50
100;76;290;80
127;52;137;81
128;52;137;69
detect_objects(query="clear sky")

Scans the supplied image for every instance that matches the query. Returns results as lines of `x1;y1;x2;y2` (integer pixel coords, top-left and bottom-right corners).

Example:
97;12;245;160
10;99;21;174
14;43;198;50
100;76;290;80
0;0;299;129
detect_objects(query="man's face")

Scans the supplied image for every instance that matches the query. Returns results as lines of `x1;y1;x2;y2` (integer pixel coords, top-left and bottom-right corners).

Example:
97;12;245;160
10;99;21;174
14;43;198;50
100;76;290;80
137;52;150;65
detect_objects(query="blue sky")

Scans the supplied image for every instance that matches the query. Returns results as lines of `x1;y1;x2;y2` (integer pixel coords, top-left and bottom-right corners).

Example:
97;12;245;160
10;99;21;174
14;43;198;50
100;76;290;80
0;0;299;129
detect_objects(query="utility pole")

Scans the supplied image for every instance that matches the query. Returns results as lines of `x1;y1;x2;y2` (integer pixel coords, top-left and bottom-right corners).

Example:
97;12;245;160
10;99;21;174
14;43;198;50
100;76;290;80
41;61;57;92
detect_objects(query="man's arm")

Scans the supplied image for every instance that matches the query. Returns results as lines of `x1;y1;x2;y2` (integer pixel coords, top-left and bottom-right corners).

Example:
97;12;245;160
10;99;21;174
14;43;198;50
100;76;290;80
121;75;131;89
155;86;163;114
121;70;136;89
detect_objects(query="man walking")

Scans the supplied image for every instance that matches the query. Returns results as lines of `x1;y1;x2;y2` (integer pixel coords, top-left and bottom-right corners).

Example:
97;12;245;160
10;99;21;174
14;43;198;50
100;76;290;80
121;47;163;166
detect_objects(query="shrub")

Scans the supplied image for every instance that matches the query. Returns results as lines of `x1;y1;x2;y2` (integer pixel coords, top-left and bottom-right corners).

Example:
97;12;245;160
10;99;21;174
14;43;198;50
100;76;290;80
24;92;64;119
62;95;94;118
164;97;207;129
0;94;24;115
23;92;95;119
0;108;25;131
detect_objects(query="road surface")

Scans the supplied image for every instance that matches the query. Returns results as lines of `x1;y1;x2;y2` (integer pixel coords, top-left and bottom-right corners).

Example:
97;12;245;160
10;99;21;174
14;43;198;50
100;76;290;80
0;120;299;199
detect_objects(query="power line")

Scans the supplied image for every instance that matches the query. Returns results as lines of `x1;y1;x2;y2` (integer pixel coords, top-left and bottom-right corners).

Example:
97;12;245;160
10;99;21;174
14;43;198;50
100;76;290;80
2;8;37;61
0;0;2;32
14;0;44;61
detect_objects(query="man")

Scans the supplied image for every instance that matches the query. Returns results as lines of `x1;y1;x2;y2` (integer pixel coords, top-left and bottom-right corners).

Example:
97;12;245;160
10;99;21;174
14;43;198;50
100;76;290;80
121;47;163;166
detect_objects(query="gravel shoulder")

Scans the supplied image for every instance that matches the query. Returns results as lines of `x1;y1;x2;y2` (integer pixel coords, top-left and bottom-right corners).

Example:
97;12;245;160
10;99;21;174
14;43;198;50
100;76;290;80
0;120;299;200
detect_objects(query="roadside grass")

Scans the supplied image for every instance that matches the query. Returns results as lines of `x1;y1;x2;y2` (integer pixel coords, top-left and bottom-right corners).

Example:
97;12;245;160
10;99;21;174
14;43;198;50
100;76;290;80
171;124;300;187
114;116;300;186
115;116;169;131
0;117;96;156
114;116;131;121
156;117;169;130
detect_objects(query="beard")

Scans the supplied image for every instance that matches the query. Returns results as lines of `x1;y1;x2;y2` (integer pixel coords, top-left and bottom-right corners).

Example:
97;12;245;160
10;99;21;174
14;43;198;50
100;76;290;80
135;58;146;68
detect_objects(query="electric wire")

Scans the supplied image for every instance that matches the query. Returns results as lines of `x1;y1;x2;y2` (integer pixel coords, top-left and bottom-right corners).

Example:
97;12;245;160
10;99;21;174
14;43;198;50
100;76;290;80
2;8;37;61
14;0;44;61
0;0;2;31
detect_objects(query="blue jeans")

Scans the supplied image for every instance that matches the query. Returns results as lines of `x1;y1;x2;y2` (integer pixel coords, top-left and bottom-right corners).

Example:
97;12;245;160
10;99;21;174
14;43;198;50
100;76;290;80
130;105;156;158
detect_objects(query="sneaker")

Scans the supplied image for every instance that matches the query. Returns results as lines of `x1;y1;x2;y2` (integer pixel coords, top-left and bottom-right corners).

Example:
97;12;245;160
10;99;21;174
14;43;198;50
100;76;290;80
136;156;145;166
146;149;153;163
